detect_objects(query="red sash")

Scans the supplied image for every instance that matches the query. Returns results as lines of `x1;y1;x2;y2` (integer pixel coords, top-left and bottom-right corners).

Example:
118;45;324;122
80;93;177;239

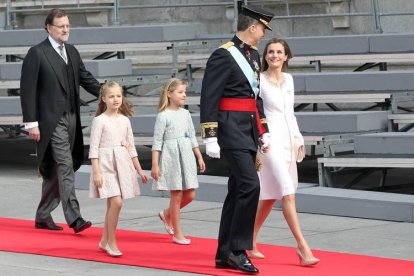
219;98;265;135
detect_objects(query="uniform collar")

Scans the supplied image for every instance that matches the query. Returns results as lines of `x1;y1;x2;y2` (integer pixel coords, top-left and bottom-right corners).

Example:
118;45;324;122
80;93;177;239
232;35;258;51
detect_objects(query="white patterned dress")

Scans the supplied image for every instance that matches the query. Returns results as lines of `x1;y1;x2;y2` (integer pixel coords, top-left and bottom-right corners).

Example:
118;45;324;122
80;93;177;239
152;108;199;191
258;72;304;200
88;113;139;199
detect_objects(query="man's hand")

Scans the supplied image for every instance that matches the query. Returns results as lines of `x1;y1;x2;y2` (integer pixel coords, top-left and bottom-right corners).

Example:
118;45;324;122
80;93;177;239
259;133;270;153
204;138;220;159
28;127;41;142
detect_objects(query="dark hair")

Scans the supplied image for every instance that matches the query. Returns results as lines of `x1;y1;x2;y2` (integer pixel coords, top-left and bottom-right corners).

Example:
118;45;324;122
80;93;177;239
44;9;68;31
237;14;259;32
261;38;293;72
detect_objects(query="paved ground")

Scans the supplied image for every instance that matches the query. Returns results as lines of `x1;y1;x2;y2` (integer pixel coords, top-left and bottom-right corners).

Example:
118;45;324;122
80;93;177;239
0;137;413;275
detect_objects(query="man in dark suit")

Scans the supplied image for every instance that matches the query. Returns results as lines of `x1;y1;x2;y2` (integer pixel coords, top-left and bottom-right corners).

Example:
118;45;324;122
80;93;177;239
20;9;100;233
200;2;274;274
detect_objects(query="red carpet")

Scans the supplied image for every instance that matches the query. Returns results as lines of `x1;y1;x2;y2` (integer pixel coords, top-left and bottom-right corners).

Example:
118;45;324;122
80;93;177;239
0;218;413;275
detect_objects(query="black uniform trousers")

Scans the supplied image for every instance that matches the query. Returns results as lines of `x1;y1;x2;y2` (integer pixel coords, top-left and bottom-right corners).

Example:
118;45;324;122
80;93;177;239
216;149;260;259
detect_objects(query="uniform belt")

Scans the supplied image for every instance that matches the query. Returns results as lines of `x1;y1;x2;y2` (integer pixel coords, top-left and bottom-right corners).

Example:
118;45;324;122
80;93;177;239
219;98;256;112
219;97;266;136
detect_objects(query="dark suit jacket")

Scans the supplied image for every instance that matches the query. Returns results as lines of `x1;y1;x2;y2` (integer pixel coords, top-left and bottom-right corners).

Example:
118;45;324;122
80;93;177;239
20;38;100;177
200;36;268;152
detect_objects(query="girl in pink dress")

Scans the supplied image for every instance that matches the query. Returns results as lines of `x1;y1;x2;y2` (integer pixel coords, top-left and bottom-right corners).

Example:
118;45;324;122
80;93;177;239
89;81;148;257
249;38;319;266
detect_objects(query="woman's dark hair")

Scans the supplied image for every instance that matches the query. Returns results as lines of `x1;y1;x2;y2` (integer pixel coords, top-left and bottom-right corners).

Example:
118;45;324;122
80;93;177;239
261;38;293;72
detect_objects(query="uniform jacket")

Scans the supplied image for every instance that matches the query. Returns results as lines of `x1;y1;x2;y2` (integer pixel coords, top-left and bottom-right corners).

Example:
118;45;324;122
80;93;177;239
200;36;268;151
20;38;100;177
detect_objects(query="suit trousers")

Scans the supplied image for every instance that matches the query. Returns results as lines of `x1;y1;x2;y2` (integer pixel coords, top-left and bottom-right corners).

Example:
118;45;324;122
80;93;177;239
35;111;81;226
216;149;260;259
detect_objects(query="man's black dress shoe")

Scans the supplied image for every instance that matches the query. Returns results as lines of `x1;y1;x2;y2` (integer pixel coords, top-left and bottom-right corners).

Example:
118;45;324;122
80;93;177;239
215;258;231;269
70;217;92;233
35;221;63;231
227;252;259;274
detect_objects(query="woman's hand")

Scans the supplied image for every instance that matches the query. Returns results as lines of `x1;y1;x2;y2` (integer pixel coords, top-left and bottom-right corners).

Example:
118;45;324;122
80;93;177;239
259;133;271;153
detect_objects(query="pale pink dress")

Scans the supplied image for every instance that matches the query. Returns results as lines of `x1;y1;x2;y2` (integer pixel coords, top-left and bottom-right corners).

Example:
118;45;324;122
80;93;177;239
88;113;139;199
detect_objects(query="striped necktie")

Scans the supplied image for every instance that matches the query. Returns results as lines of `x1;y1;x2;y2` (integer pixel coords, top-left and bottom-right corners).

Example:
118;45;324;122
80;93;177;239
58;45;67;63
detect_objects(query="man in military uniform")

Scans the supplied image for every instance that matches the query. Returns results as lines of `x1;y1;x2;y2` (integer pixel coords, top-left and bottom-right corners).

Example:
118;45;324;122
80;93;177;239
200;2;274;274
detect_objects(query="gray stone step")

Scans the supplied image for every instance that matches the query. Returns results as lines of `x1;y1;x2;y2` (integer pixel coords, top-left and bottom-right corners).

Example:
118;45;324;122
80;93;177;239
75;165;414;222
129;111;387;136
296;111;388;133
130;113;200;135
0;24;202;48
355;132;414;154
1;96;388;139
0;96;21;115
296;186;414;222
0;59;132;80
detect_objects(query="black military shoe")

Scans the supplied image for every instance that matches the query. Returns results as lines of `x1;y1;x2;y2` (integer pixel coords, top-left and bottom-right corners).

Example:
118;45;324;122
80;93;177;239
227;252;259;274
215;258;231;269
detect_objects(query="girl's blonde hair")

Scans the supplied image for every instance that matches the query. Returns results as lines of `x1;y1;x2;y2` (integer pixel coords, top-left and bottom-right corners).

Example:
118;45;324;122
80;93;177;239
95;80;134;117
157;78;187;112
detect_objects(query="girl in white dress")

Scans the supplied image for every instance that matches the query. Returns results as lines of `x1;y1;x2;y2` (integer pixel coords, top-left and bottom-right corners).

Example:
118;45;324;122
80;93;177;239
89;81;148;257
249;39;319;266
151;78;205;245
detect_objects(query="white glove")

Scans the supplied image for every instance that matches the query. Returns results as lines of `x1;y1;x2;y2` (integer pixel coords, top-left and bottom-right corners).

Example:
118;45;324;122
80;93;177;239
204;137;220;159
260;133;271;153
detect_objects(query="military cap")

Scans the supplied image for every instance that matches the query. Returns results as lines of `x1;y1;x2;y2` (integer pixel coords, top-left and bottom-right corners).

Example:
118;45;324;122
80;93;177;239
238;1;275;30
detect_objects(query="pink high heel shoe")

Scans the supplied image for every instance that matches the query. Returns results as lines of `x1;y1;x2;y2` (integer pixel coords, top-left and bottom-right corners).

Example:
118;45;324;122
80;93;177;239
248;250;265;259
296;248;319;266
105;244;122;257
98;242;106;251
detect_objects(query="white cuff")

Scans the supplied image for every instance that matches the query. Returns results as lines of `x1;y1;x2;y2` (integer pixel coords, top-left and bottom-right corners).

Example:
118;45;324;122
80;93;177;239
24;121;39;130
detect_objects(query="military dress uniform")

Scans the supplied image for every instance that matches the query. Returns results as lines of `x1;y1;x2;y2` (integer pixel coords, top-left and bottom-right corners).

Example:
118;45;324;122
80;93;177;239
200;35;269;260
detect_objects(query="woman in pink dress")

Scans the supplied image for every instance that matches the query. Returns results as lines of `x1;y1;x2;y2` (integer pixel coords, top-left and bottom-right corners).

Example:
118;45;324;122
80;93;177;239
249;38;319;266
89;81;148;257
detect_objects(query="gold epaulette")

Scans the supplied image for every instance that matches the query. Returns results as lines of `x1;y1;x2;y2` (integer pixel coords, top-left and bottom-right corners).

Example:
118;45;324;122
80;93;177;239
250;45;258;51
200;122;218;138
220;41;235;50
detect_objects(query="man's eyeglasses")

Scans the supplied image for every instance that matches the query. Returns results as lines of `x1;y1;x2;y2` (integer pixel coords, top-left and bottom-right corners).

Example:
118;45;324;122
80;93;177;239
51;24;71;30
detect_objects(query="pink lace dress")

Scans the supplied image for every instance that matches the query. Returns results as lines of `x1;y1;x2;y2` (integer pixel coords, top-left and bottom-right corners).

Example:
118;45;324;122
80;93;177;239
88;113;139;199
